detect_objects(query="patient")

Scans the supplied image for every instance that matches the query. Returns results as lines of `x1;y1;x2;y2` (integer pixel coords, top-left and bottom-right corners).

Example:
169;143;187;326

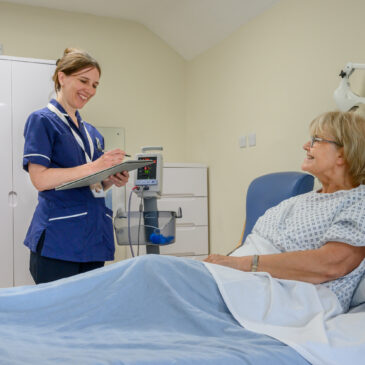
205;110;365;311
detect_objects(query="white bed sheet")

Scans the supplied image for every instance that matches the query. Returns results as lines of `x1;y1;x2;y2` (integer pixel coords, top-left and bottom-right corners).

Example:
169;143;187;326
207;239;365;365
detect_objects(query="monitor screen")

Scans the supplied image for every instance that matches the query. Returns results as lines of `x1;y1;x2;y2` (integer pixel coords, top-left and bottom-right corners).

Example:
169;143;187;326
136;156;157;184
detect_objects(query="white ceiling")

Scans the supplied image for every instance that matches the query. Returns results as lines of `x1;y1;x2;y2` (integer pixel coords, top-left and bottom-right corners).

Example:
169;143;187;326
5;0;279;60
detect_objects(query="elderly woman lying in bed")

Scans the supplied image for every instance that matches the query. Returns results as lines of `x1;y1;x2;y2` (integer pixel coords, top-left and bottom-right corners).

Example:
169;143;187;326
205;110;365;312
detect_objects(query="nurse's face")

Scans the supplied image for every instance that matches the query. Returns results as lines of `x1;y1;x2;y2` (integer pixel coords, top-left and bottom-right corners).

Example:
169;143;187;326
58;67;100;110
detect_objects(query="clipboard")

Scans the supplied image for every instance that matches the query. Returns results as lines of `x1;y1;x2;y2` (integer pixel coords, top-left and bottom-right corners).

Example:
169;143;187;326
55;160;154;191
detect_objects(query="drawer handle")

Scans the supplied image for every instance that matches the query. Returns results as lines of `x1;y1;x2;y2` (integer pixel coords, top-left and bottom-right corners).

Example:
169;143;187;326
161;194;195;198
175;207;183;219
164;252;196;257
177;223;196;227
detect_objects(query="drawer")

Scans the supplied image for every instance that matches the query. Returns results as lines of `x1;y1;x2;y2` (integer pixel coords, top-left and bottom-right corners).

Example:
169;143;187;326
126;167;207;197
162;167;207;196
125;191;208;226
158;197;208;226
121;250;209;261
159;225;208;256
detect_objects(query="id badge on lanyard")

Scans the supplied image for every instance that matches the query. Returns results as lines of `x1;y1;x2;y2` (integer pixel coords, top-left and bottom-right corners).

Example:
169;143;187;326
47;103;105;198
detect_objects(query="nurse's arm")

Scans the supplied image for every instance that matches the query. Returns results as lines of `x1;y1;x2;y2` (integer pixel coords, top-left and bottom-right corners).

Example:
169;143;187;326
28;149;125;191
204;242;365;284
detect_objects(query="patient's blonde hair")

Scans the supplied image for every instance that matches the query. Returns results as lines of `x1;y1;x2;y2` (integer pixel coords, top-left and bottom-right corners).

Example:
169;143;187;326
309;111;365;186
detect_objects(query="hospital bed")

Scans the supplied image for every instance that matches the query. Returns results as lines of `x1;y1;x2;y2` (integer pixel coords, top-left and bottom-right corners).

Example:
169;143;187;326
0;172;364;365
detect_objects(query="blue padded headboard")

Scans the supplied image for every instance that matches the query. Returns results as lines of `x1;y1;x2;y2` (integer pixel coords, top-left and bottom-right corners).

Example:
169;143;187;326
241;172;314;244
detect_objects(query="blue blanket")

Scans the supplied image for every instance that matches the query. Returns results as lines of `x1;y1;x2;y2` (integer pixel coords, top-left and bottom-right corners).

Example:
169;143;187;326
0;255;309;364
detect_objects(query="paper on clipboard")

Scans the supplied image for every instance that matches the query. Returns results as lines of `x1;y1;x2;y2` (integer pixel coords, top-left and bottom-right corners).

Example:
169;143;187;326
55;160;154;191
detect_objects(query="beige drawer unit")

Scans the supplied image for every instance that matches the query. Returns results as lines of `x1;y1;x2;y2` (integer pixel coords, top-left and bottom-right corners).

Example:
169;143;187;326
125;163;209;260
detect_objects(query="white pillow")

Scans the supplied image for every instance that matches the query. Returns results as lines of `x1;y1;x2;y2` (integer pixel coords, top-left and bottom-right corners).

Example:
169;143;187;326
351;276;365;308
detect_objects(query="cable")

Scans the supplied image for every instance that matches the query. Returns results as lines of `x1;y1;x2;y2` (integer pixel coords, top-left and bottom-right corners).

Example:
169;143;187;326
137;188;144;256
127;187;138;258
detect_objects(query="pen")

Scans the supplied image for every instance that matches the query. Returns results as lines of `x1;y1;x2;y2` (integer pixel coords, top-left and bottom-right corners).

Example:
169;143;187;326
125;154;131;158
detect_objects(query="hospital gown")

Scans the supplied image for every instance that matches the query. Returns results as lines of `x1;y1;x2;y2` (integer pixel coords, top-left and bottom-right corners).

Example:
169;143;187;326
248;184;365;311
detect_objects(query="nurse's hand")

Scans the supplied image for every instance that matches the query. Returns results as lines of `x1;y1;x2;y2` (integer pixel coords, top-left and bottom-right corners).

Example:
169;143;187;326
109;171;129;187
103;171;129;190
92;149;125;172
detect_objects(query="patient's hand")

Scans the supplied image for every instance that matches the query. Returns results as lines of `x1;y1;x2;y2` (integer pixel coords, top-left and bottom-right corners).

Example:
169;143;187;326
204;254;250;271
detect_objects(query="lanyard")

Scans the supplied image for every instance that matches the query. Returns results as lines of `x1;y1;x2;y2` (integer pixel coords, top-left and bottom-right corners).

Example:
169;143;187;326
47;103;94;163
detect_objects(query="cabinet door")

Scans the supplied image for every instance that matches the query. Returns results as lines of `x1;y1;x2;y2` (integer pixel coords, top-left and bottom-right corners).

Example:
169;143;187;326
0;60;14;287
12;61;55;286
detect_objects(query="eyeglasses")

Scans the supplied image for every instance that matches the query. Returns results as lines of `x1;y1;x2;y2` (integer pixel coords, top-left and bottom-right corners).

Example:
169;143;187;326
310;136;342;148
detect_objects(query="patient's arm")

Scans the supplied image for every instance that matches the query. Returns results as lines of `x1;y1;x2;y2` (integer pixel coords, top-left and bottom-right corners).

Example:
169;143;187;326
204;242;365;284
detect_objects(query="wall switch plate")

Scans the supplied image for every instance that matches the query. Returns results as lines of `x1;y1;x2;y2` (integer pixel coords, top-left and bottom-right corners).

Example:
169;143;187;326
248;133;256;147
239;135;247;148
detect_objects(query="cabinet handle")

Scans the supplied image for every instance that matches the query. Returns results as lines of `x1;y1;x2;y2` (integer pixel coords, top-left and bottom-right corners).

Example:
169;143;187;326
8;191;18;207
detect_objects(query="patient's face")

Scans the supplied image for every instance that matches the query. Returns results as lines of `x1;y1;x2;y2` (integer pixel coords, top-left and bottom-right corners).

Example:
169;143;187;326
301;134;343;181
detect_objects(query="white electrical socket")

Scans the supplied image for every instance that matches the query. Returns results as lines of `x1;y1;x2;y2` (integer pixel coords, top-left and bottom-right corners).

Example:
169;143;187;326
239;135;247;148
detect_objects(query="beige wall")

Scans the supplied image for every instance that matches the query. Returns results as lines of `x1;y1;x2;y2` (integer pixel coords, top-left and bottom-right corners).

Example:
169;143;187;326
0;1;187;162
186;0;365;254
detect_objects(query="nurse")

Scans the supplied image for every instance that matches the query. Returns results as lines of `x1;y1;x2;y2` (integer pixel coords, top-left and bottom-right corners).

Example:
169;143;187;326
23;48;129;284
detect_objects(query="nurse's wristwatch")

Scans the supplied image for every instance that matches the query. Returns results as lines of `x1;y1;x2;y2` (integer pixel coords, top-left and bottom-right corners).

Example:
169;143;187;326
251;255;260;272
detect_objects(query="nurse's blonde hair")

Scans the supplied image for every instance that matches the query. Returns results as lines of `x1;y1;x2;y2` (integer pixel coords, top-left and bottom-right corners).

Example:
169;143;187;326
309;111;365;186
52;48;101;92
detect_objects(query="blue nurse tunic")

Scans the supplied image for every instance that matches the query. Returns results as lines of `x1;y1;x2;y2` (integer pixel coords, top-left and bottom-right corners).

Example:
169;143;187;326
23;99;115;262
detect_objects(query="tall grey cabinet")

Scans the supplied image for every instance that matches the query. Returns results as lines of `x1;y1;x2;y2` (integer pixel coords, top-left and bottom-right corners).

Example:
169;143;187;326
0;56;55;287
